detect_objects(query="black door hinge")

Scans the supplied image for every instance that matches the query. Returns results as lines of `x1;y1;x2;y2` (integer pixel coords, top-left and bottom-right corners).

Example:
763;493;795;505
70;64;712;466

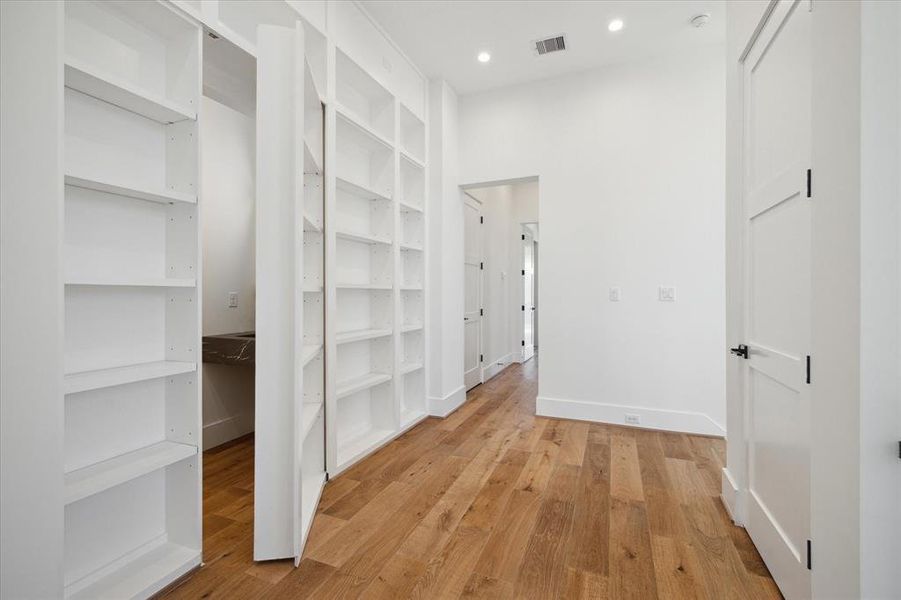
521;340;525;346
480;262;483;270
480;216;484;224
806;355;811;384
521;234;525;240
806;169;812;198
325;472;330;482
480;308;483;316
806;539;812;570
480;354;483;363
521;305;525;311
521;269;525;276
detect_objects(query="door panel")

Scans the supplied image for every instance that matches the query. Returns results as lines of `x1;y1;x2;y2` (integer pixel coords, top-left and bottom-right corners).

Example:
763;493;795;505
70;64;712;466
463;195;482;390
741;1;811;598
522;229;534;362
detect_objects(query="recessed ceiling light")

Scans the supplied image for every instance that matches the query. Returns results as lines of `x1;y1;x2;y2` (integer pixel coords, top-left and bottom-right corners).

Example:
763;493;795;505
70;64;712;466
477;51;491;63
608;19;624;32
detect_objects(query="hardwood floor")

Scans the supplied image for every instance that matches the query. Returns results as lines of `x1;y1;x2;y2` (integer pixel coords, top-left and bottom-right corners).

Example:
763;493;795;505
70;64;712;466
162;359;781;599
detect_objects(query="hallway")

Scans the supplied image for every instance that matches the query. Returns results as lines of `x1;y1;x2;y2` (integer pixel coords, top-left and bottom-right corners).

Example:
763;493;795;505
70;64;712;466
164;360;779;599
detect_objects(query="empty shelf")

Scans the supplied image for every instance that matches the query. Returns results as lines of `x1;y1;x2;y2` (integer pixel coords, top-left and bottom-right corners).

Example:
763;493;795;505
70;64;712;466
303;284;323;293
300;470;327;543
336;372;391;399
399;200;424;213
303;212;322;233
301;344;322;367
400;150;425;170
400;242;423;252
65;360;196;395
65;540;200;600
65;441;197;505
336;176;392;203
304;137;322;175
336;104;394;150
301;402;323;441
65;277;195;288
65;173;196;205
335;328;392;344
336;229;392;245
336;282;392;290
400;361;424;374
401;408;428;428
401;323;424;333
65;58;196;124
337;427;394;471
401;285;424;292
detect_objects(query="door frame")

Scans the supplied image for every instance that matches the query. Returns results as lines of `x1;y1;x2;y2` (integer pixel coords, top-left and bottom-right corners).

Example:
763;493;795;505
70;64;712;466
463;192;484;391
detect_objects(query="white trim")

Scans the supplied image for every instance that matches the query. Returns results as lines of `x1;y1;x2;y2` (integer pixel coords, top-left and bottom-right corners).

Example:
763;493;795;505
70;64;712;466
202;414;254;451
536;395;725;437
482;352;515;382
721;467;745;525
428;385;466;417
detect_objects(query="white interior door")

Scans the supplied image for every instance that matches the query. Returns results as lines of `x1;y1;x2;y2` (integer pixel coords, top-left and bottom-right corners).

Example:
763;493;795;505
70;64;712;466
522;229;534;362
463;194;482;390
740;1;811;597
254;23;304;563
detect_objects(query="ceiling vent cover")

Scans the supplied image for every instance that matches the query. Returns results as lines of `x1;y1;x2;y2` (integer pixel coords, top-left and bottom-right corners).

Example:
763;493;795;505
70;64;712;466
534;34;566;55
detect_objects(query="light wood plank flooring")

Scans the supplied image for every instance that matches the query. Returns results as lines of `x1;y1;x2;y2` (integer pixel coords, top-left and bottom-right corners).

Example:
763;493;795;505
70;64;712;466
162;359;781;599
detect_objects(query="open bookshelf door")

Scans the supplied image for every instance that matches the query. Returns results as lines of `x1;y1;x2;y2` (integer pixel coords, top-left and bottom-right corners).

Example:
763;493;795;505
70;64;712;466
254;19;327;567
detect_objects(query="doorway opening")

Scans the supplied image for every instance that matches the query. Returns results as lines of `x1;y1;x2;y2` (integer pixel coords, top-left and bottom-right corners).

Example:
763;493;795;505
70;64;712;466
461;178;539;389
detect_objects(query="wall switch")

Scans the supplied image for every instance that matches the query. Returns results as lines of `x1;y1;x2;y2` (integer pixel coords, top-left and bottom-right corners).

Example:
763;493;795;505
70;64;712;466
228;292;238;308
658;286;675;302
625;414;641;425
609;287;621;302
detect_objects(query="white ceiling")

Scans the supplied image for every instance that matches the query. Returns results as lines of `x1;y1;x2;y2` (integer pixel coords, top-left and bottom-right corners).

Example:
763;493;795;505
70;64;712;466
360;0;725;95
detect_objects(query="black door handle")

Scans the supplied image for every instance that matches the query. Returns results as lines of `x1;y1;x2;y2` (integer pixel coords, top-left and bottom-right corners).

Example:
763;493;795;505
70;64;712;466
730;344;749;359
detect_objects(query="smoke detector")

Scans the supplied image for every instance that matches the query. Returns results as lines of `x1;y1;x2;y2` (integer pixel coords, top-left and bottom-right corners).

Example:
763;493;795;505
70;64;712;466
533;34;566;55
690;14;711;28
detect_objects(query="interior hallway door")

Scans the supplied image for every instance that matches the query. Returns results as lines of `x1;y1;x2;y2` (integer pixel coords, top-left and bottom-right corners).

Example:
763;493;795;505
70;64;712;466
738;1;812;597
522;229;535;362
463;194;482;390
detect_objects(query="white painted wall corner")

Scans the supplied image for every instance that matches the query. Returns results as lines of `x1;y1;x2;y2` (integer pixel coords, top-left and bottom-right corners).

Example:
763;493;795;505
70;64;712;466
428;385;466;418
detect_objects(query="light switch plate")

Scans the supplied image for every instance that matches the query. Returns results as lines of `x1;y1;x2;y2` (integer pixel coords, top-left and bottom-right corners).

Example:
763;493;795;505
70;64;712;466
658;286;675;302
609;287;621;302
228;292;238;308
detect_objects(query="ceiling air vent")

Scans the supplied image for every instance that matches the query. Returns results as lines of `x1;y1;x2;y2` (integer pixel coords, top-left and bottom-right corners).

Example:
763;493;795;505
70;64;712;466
534;34;566;55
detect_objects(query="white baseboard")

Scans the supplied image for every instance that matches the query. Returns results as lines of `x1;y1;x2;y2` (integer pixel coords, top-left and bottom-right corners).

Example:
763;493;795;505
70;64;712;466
721;467;744;525
535;395;725;437
203;414;254;450
482;352;515;382
428;385;466;418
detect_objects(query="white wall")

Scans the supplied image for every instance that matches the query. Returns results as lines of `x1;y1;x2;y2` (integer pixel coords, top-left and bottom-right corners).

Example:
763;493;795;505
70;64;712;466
458;46;727;435
426;79;465;416
0;3;65;596
467;181;538;381
200;95;256;449
859;1;900;597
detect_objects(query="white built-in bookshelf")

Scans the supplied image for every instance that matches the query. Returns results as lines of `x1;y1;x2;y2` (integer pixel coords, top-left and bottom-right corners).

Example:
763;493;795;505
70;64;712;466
298;40;327;556
52;0;426;588
61;1;202;598
327;48;428;475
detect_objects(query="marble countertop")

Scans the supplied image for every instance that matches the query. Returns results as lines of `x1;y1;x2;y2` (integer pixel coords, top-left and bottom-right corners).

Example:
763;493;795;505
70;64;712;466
202;331;255;366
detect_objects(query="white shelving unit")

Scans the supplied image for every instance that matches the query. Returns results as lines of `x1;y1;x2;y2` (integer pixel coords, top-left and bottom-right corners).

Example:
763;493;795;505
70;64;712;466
298;32;327;560
326;46;428;476
61;1;202;598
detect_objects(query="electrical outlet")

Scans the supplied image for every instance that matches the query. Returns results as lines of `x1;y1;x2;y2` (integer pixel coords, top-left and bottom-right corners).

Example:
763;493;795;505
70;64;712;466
609;287;621;302
625;414;641;425
228;292;238;308
658;286;675;302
